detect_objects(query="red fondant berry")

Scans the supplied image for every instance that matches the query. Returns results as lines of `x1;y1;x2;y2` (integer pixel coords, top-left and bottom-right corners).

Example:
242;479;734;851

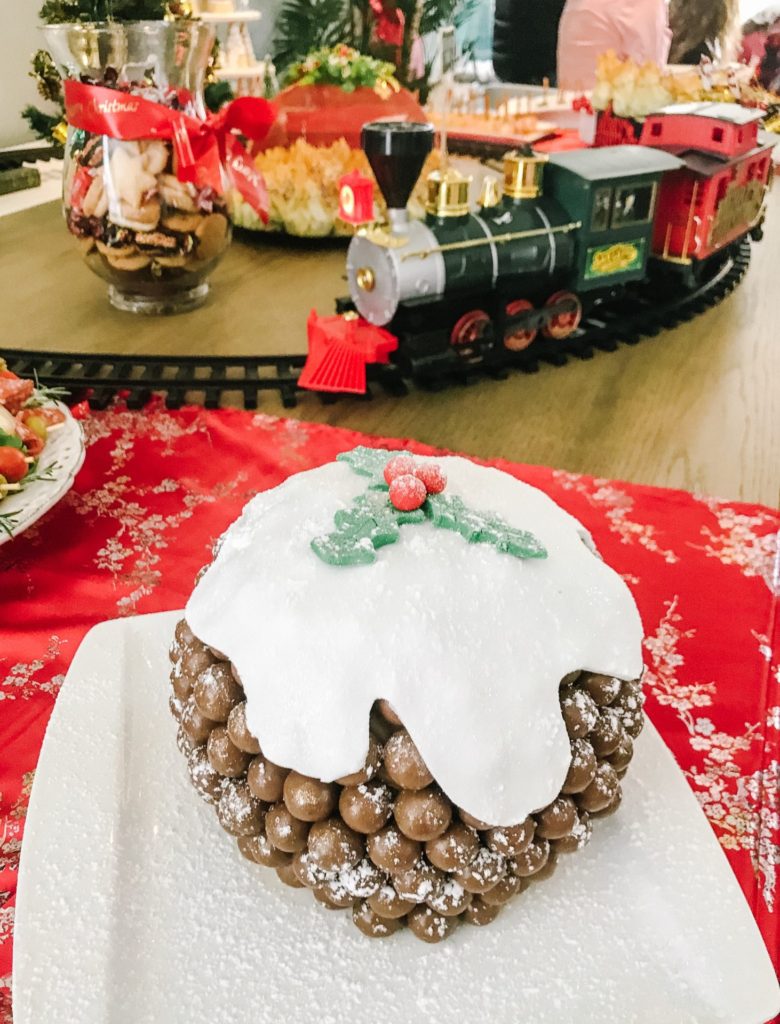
389;474;427;511
415;462;447;495
384;455;417;486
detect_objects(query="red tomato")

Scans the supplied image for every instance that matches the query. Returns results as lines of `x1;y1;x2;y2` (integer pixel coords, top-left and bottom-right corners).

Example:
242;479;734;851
0;446;29;483
0;370;18;380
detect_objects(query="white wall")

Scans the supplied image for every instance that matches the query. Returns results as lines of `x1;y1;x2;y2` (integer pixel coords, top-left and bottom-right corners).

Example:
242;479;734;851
0;1;47;147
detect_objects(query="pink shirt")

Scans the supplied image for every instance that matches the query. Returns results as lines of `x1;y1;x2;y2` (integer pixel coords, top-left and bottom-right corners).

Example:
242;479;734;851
557;0;672;90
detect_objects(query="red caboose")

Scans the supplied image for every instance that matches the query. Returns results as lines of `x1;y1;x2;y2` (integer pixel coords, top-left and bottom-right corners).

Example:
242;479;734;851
639;103;775;266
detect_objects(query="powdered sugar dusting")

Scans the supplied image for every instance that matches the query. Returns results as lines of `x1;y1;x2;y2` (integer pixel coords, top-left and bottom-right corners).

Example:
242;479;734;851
186;455;644;825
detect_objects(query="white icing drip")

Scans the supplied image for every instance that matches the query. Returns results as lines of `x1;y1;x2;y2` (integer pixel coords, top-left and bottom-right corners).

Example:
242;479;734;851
185;456;644;826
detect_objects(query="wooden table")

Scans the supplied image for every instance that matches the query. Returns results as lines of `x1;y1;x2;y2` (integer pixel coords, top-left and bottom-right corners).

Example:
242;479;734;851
2;198;778;506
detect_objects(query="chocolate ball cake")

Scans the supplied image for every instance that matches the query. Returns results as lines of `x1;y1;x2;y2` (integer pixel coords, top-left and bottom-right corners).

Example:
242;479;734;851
169;447;644;942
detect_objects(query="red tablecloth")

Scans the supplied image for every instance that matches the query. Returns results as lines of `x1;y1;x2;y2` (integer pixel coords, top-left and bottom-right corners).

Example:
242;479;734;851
1;402;778;1019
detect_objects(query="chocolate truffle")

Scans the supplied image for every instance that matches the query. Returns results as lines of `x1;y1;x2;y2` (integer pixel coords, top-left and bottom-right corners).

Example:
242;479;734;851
367;824;421;873
276;861;305;888
265;802;310;853
193;663;243;723
484;818;535;857
339;781;393;834
589;707;624;757
464;897;501;926
394;786;452;841
207;725;253;778
368;884;417;919
392;857;444;903
383;729;433;790
577;763;620;813
307;818;364;871
425;823;481;871
407;905;458;943
313;886;351;910
187;745;224;805
426;879;472;917
510;838;550;878
181;698;215;747
226;701;261;755
353;901;404;937
217;780;265;837
453;847;506;894
608;733;634;772
283;771;338;823
582;672;622;706
376;699;403;726
243;832;292;868
561;686;599;739
479;873;525;906
458;808;493;830
562;738;598;794
535;796;578;840
247;753;289;803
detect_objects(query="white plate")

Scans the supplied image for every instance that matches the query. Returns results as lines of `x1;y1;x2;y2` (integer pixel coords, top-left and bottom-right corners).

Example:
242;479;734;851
14;612;780;1024
0;402;85;544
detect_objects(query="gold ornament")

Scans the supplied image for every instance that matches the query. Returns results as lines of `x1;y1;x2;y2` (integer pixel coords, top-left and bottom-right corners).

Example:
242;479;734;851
52;120;68;146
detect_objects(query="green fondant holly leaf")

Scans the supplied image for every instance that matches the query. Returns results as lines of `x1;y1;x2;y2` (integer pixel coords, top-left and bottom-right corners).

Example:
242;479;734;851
425;493;548;560
315;447;548;567
311;532;376;566
336;446;413;491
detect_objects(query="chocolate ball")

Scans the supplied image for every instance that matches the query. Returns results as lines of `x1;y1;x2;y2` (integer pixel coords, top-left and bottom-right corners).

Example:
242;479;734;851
169;692;184;722
577;763;620;813
394;786;452;841
292;850;334;889
283;771;338;823
336;735;382;786
187;745;225;805
217;780;265;837
479;873;525;906
582;672;622;706
560;670;582;687
392;857;444;903
554;812;592;854
368;884;417;920
276;862;305;888
464;897;501;926
207;725;252;778
180;645;215;685
376;699;403;726
608;733;634;772
242;833;292;868
237;835;260;863
335;858;385;899
247;754;289;803
339;782;393;834
458;808;493;830
193;663;243;723
454;847;506;894
561;686;599;739
181;698;215;746
484;818;535;857
591;789;622;818
532;850;558;883
307;818;364;871
170;658;195;701
562;738;598;794
175;619;195;648
407;905;458;943
425;823;480;871
510;838;550;878
535;796;578;840
426;880;472;917
176;723;194;757
353;901;404;937
226;701;261;755
383;729;433;790
589;707;624;757
367;824;421;873
265;802;310;853
312;886;350;911
613;682;645;738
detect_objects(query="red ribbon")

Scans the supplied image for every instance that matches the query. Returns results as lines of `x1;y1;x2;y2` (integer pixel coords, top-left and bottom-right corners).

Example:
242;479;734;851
369;0;405;47
63;80;275;222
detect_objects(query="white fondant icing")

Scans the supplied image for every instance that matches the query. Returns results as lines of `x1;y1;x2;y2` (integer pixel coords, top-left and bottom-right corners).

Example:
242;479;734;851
185;455;644;825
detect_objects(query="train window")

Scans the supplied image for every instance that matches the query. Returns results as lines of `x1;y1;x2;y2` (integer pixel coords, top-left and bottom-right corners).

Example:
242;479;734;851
651;122;663;137
611;183;656;227
712;126;724;143
591;187;613;231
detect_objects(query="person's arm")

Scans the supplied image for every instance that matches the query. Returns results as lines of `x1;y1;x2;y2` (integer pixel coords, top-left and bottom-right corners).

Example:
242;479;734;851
616;0;672;66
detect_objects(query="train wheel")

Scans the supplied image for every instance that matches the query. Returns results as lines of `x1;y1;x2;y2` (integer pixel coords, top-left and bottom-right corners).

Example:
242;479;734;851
504;300;537;351
450;309;491;357
542;291;582;340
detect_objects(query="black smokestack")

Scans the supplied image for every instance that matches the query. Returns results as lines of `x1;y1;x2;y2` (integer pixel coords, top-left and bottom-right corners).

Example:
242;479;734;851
361;121;435;211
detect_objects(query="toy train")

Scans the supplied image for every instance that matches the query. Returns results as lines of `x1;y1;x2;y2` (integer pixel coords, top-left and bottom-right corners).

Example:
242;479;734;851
299;102;774;393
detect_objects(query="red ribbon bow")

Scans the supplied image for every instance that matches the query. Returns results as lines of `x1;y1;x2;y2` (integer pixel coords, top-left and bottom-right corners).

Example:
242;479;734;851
63;80;275;221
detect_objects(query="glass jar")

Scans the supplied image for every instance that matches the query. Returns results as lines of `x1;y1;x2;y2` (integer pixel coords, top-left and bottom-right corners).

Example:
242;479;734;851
45;20;230;315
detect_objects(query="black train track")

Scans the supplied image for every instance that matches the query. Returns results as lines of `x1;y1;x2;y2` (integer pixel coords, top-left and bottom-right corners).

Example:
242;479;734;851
3;240;750;410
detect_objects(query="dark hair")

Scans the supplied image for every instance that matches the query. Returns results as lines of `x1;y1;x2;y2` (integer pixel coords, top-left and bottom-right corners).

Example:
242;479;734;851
668;0;740;63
